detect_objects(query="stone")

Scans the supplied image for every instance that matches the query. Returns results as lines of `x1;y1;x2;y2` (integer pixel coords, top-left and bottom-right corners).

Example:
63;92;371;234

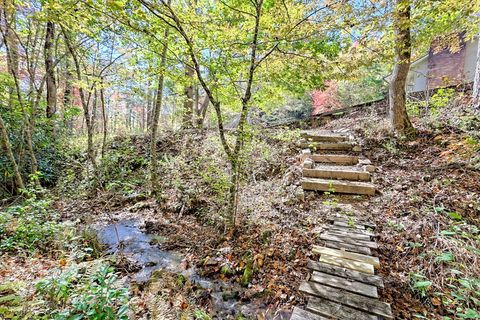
301;148;312;161
294;187;305;202
352;145;362;152
303;158;314;169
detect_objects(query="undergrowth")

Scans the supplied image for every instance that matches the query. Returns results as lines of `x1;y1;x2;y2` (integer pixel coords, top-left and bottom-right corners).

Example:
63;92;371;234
0;185;130;319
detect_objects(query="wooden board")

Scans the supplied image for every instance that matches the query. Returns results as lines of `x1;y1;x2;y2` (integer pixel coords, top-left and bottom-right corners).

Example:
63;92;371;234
319;234;378;249
325;240;372;255
300;142;353;151
313;246;380;267
326;225;376;237
301;133;349;142
311;271;378;298
290;307;330;320
332;221;366;229
307;296;379;320
303;166;371;182
328;217;376;228
319;254;375;274
301;178;376;196
311;154;358;165
324;230;371;241
299;281;393;319
307;260;384;288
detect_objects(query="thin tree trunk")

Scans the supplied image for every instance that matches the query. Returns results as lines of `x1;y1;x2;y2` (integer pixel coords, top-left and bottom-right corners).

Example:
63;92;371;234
196;94;209;128
44;21;57;119
100;78;107;158
227;0;263;228
389;0;414;136
0;115;24;192
473;34;480;108
182;65;194;128
1;18;39;177
64;56;73;129
1;0;18;109
150;28;169;192
63;28;97;171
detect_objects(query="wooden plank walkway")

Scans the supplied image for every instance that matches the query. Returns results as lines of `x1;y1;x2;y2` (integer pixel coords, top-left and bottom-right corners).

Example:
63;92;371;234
290;216;393;320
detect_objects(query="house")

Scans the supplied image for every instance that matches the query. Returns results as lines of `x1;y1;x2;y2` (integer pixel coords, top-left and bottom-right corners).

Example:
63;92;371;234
390;35;479;93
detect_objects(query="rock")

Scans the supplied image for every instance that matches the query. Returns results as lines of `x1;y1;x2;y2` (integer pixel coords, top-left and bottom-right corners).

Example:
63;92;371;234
303;158;314;169
282;172;295;186
301;148;311;161
294;187;305;202
282;165;302;187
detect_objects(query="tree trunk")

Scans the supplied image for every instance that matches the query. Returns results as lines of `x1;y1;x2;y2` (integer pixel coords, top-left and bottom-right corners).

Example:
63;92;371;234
44;21;57;118
195;91;209;128
0;115;24;192
63;56;74;129
63;28;97;171
1;1;19;109
1;16;39;177
150;28;169;192
473;34;480;108
182;65;194;128
100;78;107;158
389;0;414;136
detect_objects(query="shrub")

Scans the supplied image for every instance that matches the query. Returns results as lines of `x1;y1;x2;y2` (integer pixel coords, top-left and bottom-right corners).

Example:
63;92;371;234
36;263;130;320
0;194;60;253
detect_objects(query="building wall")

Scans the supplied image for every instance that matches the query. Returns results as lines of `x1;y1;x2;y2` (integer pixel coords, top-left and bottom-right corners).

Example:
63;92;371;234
406;56;428;93
404;37;478;93
464;37;479;82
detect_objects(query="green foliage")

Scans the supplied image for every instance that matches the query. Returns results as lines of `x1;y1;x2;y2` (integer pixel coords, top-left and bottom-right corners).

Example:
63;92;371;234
0;282;29;319
387;220;406;232
36;263;130;320
429;89;455;116
410;273;432;298
0;192;61;253
434;252;455;264
194;310;212;320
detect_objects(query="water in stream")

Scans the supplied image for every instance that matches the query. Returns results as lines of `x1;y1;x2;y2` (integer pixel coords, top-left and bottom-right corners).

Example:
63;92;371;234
96;219;291;319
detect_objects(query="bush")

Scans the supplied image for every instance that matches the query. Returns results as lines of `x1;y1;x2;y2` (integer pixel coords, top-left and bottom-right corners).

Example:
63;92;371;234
0;193;61;253
36;263;130;320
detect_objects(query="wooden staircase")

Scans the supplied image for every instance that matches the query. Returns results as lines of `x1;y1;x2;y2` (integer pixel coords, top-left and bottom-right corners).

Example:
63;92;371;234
299;130;376;195
290;216;393;320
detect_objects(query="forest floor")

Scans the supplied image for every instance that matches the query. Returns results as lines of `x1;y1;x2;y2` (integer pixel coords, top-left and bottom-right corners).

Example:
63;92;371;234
1;98;479;320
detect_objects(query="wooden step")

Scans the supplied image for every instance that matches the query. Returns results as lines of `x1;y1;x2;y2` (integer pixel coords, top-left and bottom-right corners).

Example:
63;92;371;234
303;165;371;181
290;307;330;320
299;282;393;319
299;141;354;151
328;217;377;229
313;246;380;267
324;240;372;255
311;154;359;165
323;230;372;241
307;297;379;320
301;132;349;142
319;254;375;274
319;233;378;249
307;260;384;288
301;178;376;195
310;271;378;298
325;225;376;237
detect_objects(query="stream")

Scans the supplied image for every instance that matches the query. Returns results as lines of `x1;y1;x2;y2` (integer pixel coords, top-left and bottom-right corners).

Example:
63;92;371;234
96;219;291;319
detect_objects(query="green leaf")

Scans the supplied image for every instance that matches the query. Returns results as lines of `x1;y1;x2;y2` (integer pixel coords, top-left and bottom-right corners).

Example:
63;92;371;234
446;212;462;221
414;281;432;289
